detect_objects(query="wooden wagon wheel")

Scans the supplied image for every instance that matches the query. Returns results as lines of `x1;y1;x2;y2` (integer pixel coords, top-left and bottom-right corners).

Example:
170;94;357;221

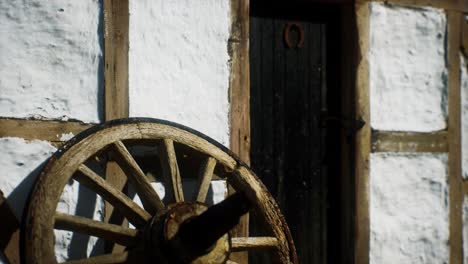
23;118;297;264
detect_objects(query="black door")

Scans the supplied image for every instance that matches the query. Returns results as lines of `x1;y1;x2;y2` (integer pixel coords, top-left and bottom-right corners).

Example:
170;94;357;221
250;3;343;263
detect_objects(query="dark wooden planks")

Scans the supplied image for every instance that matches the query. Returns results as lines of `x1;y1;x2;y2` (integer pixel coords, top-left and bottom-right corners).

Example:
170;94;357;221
250;10;328;263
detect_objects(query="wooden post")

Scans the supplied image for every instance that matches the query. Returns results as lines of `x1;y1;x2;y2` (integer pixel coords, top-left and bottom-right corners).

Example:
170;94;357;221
354;1;371;264
447;11;463;264
103;0;129;253
229;0;250;263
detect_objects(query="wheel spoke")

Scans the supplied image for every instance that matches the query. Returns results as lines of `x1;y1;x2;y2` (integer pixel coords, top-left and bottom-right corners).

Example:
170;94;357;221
231;237;278;251
112;140;164;215
226;261;239;264
54;213;138;246
61;251;128;264
159;139;184;202
193;157;216;202
75;165;150;228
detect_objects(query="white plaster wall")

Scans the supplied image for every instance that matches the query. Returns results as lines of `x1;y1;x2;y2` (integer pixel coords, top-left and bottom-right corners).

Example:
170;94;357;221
128;0;231;146
461;53;468;179
463;196;468;264
370;153;449;264
0;0;103;123
0;137;106;262
369;3;448;132
0;138;56;219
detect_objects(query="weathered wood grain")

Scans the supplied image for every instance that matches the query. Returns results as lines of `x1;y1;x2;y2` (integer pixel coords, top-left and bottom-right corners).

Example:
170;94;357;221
54;213;138;246
159;139;184;203
103;0;129;121
447;11;463;264
112;140;164;215
0;118;92;144
231;237;278;251
194;157;217;202
354;2;371;264
75;164;151;228
228;0;250;263
371;131;448;153
24;119;297;263
229;166;297;263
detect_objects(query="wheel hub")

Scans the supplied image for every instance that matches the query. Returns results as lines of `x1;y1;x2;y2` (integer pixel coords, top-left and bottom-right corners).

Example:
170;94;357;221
146;202;230;263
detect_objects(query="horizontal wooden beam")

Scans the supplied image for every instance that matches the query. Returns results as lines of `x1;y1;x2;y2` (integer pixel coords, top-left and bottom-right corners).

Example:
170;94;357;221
365;0;467;12
0;118;92;144
371;131;448;153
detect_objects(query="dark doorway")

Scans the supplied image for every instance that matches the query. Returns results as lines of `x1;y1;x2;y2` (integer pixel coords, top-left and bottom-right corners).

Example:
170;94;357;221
249;2;354;263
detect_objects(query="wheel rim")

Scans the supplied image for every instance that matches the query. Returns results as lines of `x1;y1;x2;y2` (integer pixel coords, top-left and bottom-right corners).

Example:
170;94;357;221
23;118;297;264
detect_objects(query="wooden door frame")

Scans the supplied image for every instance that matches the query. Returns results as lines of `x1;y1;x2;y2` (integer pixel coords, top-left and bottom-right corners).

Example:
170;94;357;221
228;0;250;263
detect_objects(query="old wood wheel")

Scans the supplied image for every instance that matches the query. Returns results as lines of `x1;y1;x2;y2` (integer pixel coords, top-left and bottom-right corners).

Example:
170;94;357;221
23;118;297;264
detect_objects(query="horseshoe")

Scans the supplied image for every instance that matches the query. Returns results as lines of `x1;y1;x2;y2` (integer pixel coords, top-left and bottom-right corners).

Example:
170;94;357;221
284;22;305;48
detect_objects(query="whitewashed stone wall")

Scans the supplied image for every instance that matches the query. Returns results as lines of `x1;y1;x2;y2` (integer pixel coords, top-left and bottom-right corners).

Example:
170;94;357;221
370;153;449;263
369;3;447;132
0;0;103;123
128;0;231;146
369;3;450;264
0;138;57;219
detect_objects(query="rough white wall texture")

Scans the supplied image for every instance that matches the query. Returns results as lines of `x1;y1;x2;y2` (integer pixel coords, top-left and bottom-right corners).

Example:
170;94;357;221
369;3;448;132
461;53;468;179
0;138;56;219
464;196;468;264
370;153;449;264
0;0;103;123
128;0;231;146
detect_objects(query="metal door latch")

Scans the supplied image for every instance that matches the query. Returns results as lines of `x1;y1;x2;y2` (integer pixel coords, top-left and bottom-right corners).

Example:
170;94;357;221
320;111;366;133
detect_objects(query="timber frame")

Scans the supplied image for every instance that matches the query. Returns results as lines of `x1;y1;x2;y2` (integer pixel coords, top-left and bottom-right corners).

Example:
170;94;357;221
1;0;467;263
355;1;468;264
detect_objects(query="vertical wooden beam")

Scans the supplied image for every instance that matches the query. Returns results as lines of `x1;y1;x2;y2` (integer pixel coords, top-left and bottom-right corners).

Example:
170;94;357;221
104;0;129;121
354;1;371;264
229;0;250;263
339;5;359;263
447;11;463;264
103;0;129;253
